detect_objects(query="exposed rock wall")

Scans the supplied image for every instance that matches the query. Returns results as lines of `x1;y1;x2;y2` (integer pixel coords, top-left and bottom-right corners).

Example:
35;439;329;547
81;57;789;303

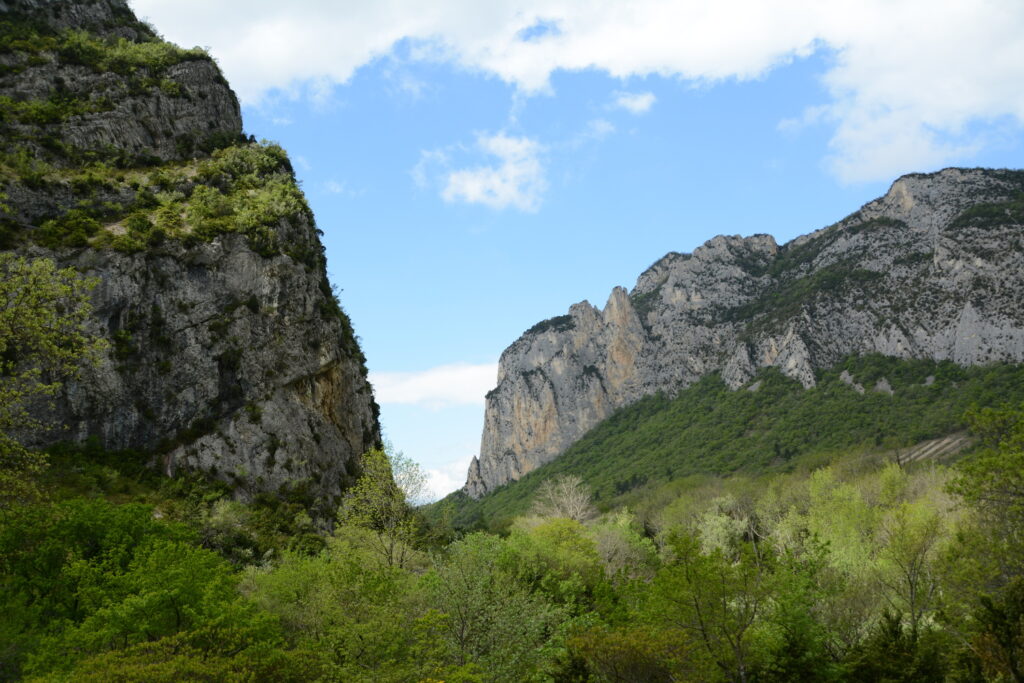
466;167;1024;497
2;0;380;512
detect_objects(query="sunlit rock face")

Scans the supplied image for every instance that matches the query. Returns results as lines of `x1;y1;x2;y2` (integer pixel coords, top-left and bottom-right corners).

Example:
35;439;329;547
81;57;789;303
465;168;1024;497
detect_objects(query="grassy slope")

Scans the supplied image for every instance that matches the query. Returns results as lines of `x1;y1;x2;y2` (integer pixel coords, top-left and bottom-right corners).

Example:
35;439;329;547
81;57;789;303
438;354;1024;531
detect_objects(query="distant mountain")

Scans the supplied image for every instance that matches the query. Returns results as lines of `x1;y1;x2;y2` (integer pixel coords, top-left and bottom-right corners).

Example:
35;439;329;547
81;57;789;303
466;167;1024;498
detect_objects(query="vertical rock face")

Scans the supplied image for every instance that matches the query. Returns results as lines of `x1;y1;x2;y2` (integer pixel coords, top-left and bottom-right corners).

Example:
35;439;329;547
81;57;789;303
465;167;1024;497
2;0;380;512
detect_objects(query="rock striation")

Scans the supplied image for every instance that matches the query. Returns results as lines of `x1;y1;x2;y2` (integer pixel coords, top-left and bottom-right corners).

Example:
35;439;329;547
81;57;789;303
1;0;380;513
466;167;1024;497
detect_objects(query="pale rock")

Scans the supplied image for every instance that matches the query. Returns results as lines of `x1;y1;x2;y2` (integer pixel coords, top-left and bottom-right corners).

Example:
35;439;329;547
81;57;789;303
839;370;866;394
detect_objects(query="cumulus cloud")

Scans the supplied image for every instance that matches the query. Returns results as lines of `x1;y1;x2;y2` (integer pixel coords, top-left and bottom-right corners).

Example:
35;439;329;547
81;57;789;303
130;0;1024;182
441;133;547;211
612;91;656;114
370;362;498;408
423;455;475;501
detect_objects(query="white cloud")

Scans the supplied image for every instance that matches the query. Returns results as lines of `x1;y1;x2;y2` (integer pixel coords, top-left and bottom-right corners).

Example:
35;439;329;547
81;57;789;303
412;149;449;189
441;133;547;211
129;0;1024;182
370;362;498;408
423;455;475;501
323;179;363;196
612;91;656;114
584;118;615;140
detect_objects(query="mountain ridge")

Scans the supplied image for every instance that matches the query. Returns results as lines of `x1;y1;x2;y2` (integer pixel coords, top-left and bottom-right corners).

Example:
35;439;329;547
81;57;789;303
465;166;1024;497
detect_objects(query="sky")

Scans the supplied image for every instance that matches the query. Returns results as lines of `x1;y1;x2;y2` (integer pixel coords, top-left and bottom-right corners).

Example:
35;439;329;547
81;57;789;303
129;0;1024;500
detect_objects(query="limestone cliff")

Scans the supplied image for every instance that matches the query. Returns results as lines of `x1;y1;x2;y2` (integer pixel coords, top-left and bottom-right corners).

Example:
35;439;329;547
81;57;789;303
1;0;380;512
466;167;1024;497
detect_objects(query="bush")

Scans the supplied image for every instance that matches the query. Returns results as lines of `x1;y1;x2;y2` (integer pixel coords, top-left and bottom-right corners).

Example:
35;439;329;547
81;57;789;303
38;208;101;247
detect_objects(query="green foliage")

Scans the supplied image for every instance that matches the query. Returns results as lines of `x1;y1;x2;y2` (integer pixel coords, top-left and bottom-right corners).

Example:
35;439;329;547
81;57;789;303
336;448;426;568
0;256;105;506
37;209;101;248
525;314;575;336
949;404;1024;574
630;286;662;322
642;532;773;681
425;532;564;681
502;518;605;608
730;262;884;331
844;611;951;682
568;623;684;683
0;94;104;127
3;139;313;260
0;19;207;75
0;499;192;676
951;192;1024;229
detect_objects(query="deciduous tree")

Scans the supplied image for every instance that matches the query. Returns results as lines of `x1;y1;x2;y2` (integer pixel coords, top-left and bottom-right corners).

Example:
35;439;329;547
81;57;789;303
531;474;596;522
0;254;104;506
336;448;424;568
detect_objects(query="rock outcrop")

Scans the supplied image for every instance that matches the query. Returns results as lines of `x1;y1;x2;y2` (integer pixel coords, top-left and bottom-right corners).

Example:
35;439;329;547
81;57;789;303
1;0;380;513
466;167;1024;497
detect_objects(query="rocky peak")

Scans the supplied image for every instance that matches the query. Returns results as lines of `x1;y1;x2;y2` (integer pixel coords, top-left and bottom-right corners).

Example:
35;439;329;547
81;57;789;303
465;167;1024;498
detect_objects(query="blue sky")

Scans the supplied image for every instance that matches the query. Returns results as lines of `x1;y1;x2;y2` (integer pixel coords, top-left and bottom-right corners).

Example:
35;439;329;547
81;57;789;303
130;1;1024;498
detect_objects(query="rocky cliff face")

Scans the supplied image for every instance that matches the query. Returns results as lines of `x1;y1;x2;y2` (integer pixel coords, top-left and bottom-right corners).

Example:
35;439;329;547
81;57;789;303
1;0;380;512
466;167;1024;497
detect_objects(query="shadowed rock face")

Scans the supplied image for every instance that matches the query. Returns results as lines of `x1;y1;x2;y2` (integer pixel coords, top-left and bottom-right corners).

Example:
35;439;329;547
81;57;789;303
2;0;380;513
465;167;1024;498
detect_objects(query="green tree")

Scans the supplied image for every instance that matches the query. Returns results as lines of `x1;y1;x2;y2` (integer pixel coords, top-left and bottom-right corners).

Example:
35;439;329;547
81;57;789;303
644;532;773;683
569;623;690;682
241;535;425;682
950;404;1024;575
425;532;562;681
947;405;1024;680
336;448;424;568
503;517;605;609
0;254;104;506
875;501;944;639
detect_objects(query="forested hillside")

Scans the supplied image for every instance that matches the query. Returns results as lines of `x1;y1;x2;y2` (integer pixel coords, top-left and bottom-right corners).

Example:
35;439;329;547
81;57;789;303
443;354;1024;531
